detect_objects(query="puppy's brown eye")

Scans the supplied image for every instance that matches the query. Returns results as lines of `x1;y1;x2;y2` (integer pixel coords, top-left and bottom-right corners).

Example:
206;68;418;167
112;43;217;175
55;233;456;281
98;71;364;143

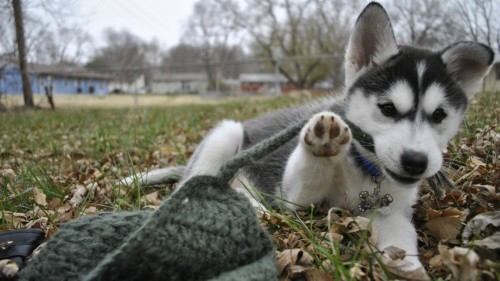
378;103;398;118
432;108;447;124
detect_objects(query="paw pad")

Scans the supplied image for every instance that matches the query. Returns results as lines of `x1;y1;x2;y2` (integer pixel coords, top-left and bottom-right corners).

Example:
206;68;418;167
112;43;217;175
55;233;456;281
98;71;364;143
303;112;351;157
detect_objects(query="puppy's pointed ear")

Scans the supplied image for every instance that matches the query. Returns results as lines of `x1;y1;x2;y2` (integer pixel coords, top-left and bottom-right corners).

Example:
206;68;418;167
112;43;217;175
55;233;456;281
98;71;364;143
344;2;398;88
441;42;494;99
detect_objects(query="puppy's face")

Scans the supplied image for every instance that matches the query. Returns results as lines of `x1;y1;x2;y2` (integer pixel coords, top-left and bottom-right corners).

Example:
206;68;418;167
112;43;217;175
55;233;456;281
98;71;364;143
346;47;468;184
343;3;493;185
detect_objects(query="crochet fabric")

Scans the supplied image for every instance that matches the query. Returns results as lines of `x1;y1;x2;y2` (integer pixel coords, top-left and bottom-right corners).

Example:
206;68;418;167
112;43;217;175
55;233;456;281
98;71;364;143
20;120;305;281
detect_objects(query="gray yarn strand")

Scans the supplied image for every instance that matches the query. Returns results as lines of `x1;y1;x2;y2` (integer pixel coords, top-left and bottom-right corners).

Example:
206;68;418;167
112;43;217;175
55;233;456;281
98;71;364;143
218;120;306;183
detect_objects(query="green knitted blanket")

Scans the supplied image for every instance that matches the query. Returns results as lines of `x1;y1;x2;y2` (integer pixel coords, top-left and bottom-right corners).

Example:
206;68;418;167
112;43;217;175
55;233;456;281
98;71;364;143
20;121;305;281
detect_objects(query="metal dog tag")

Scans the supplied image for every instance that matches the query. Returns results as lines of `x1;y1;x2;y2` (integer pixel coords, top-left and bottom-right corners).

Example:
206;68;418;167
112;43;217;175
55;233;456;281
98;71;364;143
358;175;393;215
358;192;393;215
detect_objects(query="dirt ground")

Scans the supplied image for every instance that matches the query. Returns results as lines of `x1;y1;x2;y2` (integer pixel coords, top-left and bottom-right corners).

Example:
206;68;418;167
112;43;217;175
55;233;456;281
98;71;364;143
0;94;273;109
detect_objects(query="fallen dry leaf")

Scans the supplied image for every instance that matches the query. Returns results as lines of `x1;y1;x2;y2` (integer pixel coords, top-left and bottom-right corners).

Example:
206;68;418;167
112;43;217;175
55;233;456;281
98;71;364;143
84;206;97;215
462;211;500;244
344;216;371;234
48;198;61;210
0;212;28;229
29;242;47;261
283;233;301;249
92;169;103;179
141;191;162;206
0;259;19;278
1;169;16;181
425;208;464;241
33;186;48;207
288;266;333;281
428;254;443;269
320;260;334;275
426;216;462;242
69;185;87;207
472;232;500;262
379;246;430;281
276;249;316;280
303;268;333;281
324;232;343;243
467;156;487;169
473;232;500;250
438;244;479;281
383;245;407;260
85;182;99;197
462;211;500;261
23;216;55;237
348;263;365;279
328;213;372;235
382;259;430;281
56;203;72;215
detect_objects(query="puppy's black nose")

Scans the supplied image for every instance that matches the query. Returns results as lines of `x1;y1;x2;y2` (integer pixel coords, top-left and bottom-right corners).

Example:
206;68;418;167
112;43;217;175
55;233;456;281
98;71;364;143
401;151;427;176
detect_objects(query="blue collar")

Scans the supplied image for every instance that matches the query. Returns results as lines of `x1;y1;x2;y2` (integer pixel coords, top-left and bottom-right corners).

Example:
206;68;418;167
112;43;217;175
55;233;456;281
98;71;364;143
352;145;382;180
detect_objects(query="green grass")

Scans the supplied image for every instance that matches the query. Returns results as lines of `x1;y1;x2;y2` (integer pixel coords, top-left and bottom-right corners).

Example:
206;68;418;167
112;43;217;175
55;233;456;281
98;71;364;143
0;92;498;280
0;96;305;218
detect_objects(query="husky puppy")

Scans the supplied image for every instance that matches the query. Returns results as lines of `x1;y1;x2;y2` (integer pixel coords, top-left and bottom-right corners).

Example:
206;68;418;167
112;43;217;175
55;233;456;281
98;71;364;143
125;2;493;268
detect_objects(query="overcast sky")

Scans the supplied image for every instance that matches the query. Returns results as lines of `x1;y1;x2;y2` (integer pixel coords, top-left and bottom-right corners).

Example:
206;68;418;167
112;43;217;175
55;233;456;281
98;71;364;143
78;0;197;49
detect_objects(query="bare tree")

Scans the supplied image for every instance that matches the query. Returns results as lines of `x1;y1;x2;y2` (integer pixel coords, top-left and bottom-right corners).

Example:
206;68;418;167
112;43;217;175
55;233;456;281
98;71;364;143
307;0;362;88
388;0;455;46
213;0;361;89
215;45;247;79
86;28;150;84
142;38;163;68
161;43;202;72
161;43;247;80
0;1;16;60
455;0;500;51
182;0;240;91
12;0;34;107
386;0;499;50
1;0;92;65
29;25;93;65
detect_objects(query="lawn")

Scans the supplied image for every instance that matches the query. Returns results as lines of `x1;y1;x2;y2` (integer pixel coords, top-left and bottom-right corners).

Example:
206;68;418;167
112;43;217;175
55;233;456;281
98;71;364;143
0;92;498;280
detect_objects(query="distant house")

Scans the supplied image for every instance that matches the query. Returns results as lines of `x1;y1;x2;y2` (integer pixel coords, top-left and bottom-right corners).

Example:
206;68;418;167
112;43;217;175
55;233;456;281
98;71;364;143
0;61;112;95
238;73;291;95
483;55;500;92
108;74;147;94
150;72;208;94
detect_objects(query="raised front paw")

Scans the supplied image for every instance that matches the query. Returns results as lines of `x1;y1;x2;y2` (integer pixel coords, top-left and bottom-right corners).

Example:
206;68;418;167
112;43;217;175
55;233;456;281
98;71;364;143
301;112;351;157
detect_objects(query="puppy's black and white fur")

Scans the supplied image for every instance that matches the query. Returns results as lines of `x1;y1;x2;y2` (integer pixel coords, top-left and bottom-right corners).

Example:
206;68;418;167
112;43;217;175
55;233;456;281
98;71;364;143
125;2;494;268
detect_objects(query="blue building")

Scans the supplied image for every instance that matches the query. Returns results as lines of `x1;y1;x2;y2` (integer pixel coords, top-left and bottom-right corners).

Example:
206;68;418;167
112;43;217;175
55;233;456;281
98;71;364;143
0;62;112;95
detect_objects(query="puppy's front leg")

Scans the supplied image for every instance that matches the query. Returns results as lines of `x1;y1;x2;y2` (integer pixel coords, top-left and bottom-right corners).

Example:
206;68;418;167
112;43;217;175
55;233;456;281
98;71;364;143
280;112;351;210
373;213;422;268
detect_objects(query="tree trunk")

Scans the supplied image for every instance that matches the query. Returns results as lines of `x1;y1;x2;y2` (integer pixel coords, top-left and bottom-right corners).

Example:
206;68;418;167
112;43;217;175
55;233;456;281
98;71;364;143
12;0;34;108
44;85;55;110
